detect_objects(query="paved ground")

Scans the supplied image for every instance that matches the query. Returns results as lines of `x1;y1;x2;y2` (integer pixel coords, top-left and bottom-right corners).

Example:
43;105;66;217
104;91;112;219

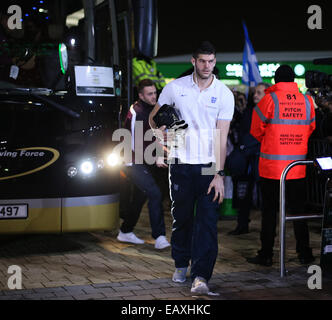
0;202;331;300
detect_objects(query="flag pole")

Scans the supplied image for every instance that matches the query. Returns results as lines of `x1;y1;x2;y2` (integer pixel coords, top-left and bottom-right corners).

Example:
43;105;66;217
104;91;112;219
241;20;262;97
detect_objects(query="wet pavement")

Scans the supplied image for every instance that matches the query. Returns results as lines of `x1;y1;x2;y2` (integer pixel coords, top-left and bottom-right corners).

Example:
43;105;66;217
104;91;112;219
0;203;331;300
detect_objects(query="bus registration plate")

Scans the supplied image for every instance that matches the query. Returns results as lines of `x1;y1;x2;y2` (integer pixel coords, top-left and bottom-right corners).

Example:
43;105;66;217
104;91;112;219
0;204;28;219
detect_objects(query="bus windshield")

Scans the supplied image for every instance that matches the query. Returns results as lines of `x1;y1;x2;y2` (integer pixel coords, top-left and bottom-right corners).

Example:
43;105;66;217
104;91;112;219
0;0;115;93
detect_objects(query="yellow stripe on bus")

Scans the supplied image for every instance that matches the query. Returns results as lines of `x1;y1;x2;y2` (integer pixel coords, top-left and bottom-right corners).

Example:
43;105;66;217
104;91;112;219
0;147;60;181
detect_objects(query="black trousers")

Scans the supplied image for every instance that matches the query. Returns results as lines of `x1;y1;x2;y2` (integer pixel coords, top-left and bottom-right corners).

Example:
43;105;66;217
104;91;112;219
119;165;166;239
119;175;146;232
259;178;311;258
233;177;254;228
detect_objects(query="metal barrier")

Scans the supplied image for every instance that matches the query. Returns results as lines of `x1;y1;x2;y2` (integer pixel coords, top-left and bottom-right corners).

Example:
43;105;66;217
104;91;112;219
279;160;324;277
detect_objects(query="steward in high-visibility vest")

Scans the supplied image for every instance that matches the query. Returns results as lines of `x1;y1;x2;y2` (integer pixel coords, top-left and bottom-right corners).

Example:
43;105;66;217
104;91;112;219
247;65;316;267
250;81;316;180
132;57;166;91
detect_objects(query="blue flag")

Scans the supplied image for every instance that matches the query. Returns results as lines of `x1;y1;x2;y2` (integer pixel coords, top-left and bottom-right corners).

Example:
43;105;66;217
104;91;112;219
242;21;262;87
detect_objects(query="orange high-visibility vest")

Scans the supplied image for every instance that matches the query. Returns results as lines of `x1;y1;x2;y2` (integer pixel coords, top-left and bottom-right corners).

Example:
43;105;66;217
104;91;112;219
250;82;316;180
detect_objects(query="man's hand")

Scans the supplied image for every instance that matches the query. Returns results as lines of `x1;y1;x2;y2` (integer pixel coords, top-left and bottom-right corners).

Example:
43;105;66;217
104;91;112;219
156;156;168;168
153;125;167;143
207;174;224;204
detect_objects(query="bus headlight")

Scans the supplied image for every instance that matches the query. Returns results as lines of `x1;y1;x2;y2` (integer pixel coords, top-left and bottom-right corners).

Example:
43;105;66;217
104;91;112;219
107;153;119;167
80;160;94;175
97;159;104;169
67;166;78;178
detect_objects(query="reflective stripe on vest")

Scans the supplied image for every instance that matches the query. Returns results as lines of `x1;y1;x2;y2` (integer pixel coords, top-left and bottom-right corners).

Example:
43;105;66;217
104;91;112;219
254;93;315;125
254;105;268;122
270;92;315;125
134;73;148;82
257;92;313;163
260;153;307;160
133;69;165;89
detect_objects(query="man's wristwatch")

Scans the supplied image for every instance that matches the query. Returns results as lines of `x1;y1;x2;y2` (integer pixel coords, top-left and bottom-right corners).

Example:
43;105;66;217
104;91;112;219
216;170;225;177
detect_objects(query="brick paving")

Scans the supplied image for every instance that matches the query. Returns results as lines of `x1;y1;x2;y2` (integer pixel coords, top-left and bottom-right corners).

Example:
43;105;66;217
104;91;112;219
0;268;331;300
0;203;331;300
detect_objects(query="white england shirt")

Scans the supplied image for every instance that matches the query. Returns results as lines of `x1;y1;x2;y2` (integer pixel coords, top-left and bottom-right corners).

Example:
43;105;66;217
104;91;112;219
158;74;234;164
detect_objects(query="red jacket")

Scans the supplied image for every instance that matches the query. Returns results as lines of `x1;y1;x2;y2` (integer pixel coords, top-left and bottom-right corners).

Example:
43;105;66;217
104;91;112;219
250;82;316;180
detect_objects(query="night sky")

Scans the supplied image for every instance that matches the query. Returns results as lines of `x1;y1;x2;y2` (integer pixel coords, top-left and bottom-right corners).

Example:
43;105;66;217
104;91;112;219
157;0;332;57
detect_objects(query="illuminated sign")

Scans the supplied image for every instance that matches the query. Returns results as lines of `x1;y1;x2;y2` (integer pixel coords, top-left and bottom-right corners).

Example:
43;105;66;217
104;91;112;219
225;63;282;78
226;64;242;77
157;61;332;80
75;66;115;97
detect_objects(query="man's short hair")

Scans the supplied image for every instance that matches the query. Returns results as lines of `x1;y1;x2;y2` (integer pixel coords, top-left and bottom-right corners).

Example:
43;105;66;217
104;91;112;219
256;82;270;89
193;41;216;59
137;79;156;93
274;65;295;83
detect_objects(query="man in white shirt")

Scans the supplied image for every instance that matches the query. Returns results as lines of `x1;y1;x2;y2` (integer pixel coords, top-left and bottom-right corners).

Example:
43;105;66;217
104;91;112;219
149;41;234;294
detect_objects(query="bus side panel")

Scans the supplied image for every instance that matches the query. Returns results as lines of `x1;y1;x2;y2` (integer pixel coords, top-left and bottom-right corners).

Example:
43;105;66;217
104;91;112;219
61;194;119;232
0;199;61;234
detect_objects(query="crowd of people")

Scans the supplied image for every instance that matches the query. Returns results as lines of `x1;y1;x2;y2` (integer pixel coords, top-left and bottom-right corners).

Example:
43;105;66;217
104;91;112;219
226;83;268;235
116;41;321;295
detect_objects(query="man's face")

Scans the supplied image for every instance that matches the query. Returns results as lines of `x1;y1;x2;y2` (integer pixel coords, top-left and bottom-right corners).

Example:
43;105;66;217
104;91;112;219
253;84;266;104
139;85;157;106
192;54;216;80
237;94;247;112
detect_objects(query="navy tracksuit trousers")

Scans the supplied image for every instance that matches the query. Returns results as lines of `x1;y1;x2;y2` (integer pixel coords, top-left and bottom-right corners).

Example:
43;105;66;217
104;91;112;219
169;162;220;282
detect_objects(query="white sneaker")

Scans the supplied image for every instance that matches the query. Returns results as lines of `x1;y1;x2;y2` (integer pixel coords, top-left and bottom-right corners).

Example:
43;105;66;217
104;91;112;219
172;267;187;283
117;231;145;244
154;235;170;249
191;277;209;295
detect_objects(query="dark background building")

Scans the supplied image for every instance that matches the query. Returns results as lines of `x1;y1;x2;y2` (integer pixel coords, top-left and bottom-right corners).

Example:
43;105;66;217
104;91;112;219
157;0;332;57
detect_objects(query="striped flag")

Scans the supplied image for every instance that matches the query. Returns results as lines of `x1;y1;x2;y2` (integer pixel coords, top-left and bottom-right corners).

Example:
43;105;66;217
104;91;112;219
242;21;262;87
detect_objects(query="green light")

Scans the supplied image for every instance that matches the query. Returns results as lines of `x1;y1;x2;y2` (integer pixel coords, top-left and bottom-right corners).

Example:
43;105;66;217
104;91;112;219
58;43;67;74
